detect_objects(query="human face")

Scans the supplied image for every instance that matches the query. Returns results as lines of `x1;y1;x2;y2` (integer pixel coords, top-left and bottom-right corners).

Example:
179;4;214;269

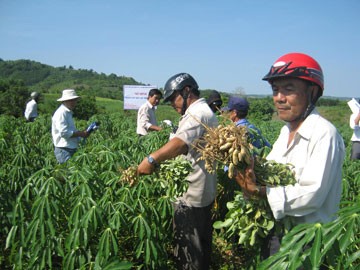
228;110;237;122
64;98;79;110
271;77;310;126
148;94;161;106
168;92;183;114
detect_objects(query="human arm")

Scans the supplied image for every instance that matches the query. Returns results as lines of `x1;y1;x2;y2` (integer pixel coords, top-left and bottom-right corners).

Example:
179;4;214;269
147;125;162;132
234;160;267;198
137;137;188;175
137;102;216;175
356;113;360;125
55;110;88;139
350;112;360;129
137;104;162;133
71;130;89;138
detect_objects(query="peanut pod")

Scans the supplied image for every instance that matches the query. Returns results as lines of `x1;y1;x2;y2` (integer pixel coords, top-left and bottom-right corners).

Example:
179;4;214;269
228;162;235;178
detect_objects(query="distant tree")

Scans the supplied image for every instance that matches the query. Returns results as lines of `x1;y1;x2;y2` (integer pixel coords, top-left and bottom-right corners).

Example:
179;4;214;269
248;97;275;121
0;79;29;117
317;98;340;106
73;95;98;120
0;59;140;100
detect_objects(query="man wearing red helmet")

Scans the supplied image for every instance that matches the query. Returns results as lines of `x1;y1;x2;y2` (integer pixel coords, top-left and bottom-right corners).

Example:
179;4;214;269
234;53;345;258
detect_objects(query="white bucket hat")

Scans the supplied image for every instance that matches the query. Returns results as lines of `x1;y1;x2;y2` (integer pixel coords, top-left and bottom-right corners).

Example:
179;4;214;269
57;89;80;102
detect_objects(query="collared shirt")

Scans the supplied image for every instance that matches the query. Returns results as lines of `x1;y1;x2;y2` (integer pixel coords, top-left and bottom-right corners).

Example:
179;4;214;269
350;113;360;142
136;101;158;136
174;98;219;207
235;118;271;149
24;99;38;120
266;108;345;224
51;104;80;149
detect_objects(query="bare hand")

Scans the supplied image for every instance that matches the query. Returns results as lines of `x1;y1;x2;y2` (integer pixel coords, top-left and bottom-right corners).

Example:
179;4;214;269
234;159;258;197
83;131;90;138
137;158;155;175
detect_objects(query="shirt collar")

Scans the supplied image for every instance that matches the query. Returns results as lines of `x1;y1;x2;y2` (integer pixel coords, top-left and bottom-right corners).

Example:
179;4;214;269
61;103;73;113
184;98;205;113
288;108;319;140
235;118;248;126
147;100;155;109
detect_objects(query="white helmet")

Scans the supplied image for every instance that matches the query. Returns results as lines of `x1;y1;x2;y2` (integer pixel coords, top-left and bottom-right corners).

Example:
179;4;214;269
31;92;39;98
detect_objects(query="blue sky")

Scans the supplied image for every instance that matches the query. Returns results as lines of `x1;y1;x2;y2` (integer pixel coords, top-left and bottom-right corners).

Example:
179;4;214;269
1;0;359;98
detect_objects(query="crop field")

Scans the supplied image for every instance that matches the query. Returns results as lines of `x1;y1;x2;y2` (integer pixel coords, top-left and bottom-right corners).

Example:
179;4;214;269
0;98;359;269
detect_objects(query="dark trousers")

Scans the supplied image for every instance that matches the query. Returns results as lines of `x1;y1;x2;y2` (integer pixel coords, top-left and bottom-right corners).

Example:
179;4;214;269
261;234;281;259
173;201;214;270
351;141;360;159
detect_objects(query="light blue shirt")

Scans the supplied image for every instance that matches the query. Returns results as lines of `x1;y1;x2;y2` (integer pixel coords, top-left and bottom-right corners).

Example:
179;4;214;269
234;118;271;149
52;104;80;149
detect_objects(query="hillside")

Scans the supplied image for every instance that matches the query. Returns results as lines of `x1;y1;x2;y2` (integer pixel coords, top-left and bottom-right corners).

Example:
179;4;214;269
0;58;228;101
0;58;141;100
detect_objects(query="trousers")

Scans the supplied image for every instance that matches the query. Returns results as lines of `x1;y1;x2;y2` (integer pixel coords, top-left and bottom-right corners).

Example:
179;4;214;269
54;147;77;164
173;201;214;270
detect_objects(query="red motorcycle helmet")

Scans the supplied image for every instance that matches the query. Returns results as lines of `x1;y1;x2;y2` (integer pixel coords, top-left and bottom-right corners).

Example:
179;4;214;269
262;52;324;95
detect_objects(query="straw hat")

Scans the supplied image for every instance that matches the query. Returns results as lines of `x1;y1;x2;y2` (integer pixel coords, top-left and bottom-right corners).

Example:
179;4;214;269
57;89;80;102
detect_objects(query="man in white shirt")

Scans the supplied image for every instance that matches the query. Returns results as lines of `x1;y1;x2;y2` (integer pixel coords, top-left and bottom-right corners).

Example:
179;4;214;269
24;92;40;122
137;73;218;269
136;88;163;136
206;90;223;113
234;53;345;258
52;89;89;164
349;109;360;159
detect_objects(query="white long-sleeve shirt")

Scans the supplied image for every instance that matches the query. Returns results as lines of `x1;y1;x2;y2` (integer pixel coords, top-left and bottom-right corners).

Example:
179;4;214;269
349;113;360;142
266;109;345;224
136;101;158;136
51;104;80;149
24;99;38;120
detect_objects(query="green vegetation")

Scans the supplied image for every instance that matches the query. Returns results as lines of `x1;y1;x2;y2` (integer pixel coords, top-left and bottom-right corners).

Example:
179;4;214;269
0;59;139;100
0;58;359;269
0;79;29;117
0;101;358;269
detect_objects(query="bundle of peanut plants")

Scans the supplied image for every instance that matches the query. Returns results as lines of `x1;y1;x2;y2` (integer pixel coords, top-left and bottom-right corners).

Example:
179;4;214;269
194;121;296;267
